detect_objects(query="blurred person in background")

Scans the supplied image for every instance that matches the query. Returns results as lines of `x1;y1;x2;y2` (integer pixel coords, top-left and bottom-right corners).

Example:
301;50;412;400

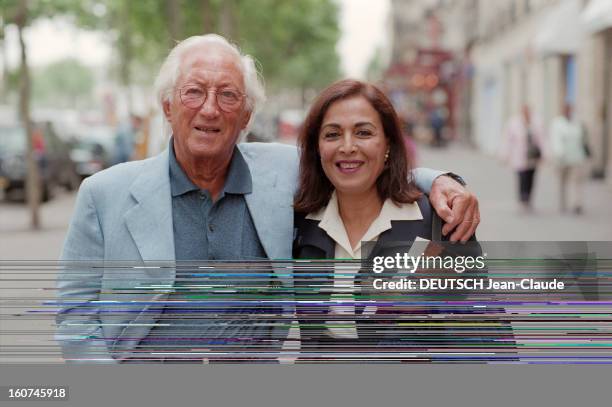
500;105;545;212
403;130;418;166
550;103;590;214
429;104;446;148
113;114;142;164
400;111;419;164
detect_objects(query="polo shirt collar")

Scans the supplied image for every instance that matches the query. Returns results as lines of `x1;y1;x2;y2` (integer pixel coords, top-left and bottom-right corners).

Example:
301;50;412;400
169;138;252;197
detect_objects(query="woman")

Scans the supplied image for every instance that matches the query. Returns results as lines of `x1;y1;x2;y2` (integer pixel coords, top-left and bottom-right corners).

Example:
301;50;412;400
292;80;501;363
500;104;546;212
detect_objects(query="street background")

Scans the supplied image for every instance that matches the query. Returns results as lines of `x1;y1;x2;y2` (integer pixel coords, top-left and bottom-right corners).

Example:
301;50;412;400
1;0;612;365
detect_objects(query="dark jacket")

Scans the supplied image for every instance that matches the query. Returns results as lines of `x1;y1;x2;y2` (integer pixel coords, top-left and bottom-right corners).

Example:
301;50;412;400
292;196;514;361
294;195;445;259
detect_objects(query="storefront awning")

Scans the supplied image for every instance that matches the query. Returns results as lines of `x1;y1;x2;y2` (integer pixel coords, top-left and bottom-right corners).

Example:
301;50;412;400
534;0;583;55
581;0;612;33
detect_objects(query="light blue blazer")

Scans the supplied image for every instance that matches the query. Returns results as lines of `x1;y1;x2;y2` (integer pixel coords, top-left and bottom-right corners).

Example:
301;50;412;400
56;142;441;362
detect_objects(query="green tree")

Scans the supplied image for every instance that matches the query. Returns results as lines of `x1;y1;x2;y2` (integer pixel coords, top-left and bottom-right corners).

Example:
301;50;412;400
73;0;342;104
3;0;39;228
180;0;341;92
32;58;94;107
0;8;7;103
69;0;171;111
1;0;87;229
236;0;341;93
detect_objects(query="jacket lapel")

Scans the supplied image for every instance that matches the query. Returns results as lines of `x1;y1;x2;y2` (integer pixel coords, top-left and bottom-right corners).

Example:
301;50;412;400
240;147;292;261
124;150;176;264
114;150;176;356
239;145;296;290
294;218;336;259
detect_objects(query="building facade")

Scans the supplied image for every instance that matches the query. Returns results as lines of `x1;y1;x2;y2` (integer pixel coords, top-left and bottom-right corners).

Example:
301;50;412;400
388;0;612;183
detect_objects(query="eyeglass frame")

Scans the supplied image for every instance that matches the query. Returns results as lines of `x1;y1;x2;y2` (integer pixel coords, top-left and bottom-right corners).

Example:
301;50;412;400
176;84;247;113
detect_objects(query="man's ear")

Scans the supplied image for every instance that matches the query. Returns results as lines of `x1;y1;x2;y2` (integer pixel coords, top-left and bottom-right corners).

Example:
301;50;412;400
241;109;252;130
162;100;172;122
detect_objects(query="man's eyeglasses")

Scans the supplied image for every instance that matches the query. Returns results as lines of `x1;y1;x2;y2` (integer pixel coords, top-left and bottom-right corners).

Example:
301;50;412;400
178;85;246;112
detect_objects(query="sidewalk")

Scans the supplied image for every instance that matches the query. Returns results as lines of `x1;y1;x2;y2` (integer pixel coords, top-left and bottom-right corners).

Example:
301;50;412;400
0;191;76;260
0;193;76;362
418;142;612;241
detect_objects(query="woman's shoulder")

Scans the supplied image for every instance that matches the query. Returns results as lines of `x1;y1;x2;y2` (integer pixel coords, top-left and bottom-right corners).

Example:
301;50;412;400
390;195;434;224
293;210;324;236
292;210;334;259
414;194;433;219
381;196;437;241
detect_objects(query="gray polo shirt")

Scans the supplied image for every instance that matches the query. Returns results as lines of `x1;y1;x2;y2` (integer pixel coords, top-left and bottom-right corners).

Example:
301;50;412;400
168;142;266;261
137;142;277;359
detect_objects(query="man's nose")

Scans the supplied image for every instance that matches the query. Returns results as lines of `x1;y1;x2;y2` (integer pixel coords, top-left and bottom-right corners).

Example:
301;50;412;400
198;89;220;117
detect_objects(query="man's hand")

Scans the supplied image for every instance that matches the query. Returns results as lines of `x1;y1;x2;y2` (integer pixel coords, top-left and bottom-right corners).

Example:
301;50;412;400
429;175;480;242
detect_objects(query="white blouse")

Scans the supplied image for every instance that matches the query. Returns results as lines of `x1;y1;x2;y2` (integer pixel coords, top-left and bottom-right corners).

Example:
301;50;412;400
306;191;423;338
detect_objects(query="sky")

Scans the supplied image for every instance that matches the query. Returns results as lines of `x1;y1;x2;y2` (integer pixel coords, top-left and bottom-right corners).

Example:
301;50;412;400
337;0;390;78
3;18;112;69
3;0;390;79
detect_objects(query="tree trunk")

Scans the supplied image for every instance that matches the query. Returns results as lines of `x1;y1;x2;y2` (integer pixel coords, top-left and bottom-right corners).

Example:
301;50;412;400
201;0;213;33
118;1;133;114
16;0;41;229
301;84;308;110
1;12;7;104
219;0;237;40
166;0;183;47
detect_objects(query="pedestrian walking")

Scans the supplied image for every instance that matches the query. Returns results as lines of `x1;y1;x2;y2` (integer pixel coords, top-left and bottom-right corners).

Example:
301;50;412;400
500;105;546;212
113;114;142;164
429;105;446;147
550;104;589;214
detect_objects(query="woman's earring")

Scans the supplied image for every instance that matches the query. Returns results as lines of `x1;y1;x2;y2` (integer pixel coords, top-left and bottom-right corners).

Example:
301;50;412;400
384;150;390;162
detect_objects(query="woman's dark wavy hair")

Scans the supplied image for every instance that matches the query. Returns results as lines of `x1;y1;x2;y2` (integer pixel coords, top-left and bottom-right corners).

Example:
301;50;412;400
294;79;421;214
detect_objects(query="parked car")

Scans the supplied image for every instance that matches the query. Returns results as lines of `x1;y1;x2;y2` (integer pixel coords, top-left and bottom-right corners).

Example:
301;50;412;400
0;122;79;201
69;126;115;179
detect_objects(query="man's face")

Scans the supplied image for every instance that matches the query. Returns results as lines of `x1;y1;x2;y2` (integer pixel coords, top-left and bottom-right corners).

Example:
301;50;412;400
164;43;251;164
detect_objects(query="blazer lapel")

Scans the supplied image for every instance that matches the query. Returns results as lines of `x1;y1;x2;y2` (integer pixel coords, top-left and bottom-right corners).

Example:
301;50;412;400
124;150;176;264
114;150;176;356
239;146;294;289
295;218;336;259
241;149;292;261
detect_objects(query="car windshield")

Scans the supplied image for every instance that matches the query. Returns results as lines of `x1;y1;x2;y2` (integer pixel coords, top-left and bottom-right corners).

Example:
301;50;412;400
0;127;27;153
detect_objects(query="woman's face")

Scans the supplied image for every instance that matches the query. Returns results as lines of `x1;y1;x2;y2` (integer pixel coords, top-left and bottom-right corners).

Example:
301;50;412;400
317;96;389;197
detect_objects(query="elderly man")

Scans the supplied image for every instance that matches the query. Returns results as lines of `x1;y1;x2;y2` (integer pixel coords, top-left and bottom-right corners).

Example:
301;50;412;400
57;34;480;363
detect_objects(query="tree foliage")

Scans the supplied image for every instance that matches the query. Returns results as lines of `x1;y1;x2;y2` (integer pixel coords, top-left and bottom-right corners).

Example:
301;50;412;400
33;58;94;106
82;0;341;92
3;0;342;99
235;0;341;91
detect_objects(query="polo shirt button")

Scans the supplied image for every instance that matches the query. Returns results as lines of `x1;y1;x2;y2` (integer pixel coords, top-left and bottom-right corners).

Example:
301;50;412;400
209;224;214;232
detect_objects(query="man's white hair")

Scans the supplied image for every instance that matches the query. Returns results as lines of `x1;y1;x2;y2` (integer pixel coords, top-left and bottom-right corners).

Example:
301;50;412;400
154;34;266;136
